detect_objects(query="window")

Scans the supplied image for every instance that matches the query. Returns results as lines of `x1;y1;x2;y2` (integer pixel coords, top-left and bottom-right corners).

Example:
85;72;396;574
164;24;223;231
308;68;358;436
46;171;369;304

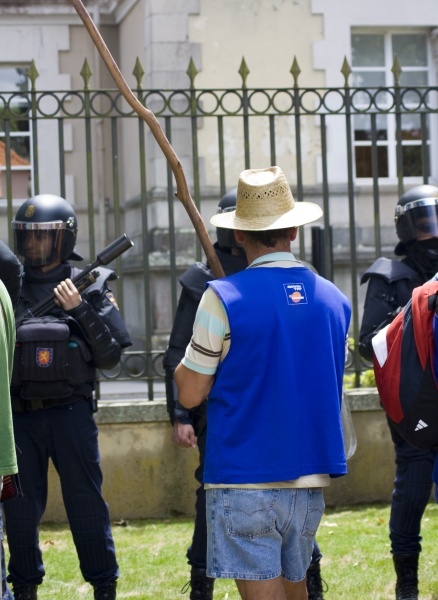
351;32;431;180
0;66;31;199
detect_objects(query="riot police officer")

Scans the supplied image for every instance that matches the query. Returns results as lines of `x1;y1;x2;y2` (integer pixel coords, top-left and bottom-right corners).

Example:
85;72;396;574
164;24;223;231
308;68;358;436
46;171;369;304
3;194;132;600
359;184;438;600
163;190;327;600
163;189;247;600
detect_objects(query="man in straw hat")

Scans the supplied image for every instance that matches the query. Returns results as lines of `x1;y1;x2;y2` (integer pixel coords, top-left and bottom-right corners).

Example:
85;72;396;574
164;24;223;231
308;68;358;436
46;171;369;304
175;166;351;600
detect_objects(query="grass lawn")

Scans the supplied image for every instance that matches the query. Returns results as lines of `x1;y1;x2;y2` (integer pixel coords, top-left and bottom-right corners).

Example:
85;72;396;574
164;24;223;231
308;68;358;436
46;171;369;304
4;502;438;599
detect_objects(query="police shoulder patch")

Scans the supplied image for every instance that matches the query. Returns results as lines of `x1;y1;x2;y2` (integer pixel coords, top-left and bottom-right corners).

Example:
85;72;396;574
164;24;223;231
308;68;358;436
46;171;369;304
106;291;120;310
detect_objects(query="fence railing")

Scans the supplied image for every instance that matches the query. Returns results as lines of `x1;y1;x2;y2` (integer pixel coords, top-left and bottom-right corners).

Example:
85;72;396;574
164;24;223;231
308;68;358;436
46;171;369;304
1;55;437;395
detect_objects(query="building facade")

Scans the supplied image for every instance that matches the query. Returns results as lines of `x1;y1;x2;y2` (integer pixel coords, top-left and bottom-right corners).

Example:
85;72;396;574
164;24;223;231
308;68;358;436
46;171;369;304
1;0;437;382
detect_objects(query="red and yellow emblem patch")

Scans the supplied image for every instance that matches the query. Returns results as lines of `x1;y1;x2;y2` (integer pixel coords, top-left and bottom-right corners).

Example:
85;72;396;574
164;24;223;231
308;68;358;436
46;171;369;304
36;347;53;367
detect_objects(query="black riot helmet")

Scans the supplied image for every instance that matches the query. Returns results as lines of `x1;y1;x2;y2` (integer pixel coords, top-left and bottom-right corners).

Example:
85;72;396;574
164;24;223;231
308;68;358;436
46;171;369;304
12;194;79;267
215;188;238;250
394;184;438;255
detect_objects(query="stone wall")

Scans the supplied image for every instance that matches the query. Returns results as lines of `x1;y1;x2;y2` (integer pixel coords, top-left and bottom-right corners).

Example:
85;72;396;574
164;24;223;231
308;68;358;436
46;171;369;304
42;388;396;522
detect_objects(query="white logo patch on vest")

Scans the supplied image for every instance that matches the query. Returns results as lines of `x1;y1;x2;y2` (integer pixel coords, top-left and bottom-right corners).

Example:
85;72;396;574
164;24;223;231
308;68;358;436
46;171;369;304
284;283;308;305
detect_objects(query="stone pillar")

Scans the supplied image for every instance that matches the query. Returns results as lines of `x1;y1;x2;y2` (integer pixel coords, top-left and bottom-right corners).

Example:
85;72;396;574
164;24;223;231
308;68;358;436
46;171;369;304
143;0;201;198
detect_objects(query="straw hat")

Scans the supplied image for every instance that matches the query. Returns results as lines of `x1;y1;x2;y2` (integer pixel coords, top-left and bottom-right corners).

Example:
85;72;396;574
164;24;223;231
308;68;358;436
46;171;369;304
210;166;322;231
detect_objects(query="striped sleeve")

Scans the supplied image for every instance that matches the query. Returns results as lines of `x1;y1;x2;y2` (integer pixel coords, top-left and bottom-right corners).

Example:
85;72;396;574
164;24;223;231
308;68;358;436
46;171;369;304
182;286;230;375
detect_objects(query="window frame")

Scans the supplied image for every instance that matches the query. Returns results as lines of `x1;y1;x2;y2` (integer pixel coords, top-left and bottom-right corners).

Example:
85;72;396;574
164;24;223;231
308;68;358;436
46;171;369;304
350;28;437;185
0;64;33;201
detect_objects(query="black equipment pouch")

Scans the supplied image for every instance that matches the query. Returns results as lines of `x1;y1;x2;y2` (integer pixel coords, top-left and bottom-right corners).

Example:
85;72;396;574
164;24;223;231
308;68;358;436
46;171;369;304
12;316;95;401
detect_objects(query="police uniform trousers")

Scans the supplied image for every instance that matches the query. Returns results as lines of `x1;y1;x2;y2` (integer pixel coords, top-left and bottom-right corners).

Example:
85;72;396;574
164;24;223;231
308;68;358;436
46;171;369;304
187;404;208;569
388;420;435;555
3;398;118;587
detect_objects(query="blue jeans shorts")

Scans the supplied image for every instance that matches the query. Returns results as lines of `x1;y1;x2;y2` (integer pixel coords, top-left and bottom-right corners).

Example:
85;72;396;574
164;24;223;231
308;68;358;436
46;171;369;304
206;487;324;581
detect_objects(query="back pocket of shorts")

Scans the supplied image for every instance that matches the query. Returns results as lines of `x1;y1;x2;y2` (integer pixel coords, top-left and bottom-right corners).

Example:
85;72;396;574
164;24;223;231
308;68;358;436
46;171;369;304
223;489;280;539
302;489;325;539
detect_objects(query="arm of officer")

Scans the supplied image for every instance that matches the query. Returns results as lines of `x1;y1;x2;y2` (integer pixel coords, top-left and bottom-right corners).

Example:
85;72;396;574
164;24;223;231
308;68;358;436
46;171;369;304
359;276;401;361
163;287;199;425
174;364;214;409
54;278;122;370
174;286;227;409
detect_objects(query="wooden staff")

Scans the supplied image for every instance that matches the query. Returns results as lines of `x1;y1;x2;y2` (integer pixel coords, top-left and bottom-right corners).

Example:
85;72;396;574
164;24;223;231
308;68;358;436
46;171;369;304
69;0;225;279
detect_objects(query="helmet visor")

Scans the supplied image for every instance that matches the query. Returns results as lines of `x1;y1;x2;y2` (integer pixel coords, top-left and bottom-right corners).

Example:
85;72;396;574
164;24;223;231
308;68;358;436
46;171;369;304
12;221;65;267
396;198;438;242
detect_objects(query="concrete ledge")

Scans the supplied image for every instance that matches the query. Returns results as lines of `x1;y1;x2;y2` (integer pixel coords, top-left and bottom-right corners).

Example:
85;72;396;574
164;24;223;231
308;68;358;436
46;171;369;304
95;399;169;423
43;387;394;522
345;388;381;411
94;388;382;424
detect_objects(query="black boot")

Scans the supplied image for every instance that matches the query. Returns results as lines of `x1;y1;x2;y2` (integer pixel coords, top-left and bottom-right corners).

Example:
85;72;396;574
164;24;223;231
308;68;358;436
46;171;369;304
306;561;328;600
93;581;117;600
12;584;38;600
393;555;419;600
181;567;214;600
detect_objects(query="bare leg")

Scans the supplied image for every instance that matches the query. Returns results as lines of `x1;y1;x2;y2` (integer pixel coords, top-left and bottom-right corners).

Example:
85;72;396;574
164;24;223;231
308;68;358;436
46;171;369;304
235;577;307;600
284;577;307;600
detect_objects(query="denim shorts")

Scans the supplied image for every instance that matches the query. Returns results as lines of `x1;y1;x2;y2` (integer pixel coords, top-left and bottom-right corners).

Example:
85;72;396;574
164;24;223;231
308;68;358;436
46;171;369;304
206;487;324;581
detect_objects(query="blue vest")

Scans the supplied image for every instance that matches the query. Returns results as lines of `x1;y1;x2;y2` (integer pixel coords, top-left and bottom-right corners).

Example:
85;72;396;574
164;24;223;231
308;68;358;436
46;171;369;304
204;266;351;484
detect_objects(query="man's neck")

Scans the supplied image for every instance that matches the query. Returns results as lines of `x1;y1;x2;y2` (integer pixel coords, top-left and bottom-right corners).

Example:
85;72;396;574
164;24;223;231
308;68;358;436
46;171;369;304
245;241;292;265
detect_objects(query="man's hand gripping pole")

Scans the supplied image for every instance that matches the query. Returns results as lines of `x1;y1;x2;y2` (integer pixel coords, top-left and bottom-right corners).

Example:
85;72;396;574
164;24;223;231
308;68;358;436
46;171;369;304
69;0;225;280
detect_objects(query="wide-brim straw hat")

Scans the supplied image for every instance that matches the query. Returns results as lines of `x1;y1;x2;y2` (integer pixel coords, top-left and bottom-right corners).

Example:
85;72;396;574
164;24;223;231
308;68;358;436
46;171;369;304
210;166;322;231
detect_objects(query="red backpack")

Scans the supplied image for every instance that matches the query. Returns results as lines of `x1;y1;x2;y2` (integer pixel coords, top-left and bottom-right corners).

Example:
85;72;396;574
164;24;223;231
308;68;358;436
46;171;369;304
372;280;438;450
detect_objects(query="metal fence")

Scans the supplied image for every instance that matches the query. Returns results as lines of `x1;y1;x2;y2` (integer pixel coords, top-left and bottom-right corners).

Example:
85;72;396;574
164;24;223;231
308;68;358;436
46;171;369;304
1;55;437;395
